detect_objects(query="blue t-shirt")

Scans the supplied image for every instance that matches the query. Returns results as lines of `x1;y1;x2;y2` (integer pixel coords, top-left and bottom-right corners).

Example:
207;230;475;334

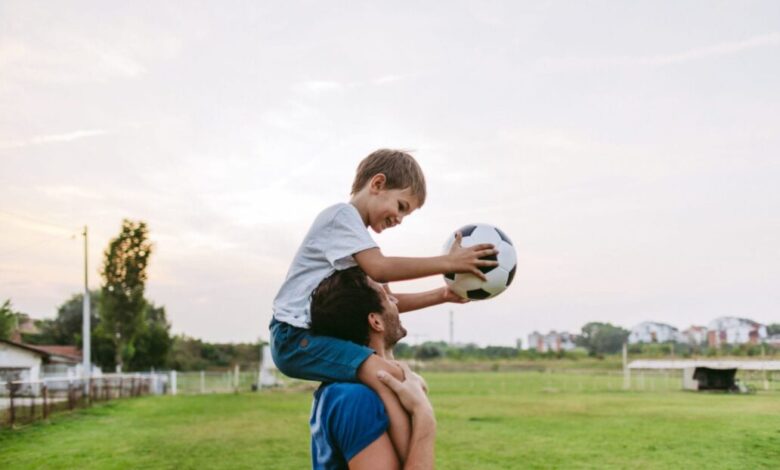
311;383;389;470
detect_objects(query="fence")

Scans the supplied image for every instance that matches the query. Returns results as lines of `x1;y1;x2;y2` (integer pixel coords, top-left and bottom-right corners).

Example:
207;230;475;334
534;369;779;393
1;374;159;429
173;369;259;395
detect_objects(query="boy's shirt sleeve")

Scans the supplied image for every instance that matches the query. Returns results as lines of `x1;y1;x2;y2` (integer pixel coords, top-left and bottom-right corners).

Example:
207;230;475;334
324;205;377;270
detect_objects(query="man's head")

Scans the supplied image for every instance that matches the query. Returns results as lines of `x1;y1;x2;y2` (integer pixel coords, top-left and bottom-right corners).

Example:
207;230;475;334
350;149;426;234
310;267;407;350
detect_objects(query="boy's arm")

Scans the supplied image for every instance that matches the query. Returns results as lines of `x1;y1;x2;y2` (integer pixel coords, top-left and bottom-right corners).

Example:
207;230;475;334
354;232;497;284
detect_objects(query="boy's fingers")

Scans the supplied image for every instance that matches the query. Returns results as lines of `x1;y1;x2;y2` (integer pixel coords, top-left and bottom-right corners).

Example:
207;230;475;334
472;269;488;281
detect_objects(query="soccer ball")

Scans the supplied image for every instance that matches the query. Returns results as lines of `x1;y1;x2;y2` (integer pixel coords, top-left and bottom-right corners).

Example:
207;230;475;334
443;223;517;300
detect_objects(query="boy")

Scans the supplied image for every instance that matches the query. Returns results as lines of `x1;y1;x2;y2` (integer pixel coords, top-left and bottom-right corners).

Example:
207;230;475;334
270;149;497;460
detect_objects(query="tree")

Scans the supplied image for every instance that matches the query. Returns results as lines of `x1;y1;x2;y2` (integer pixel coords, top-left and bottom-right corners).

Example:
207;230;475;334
26;291;100;345
767;324;780;336
577;322;629;356
99;219;153;371
0;299;19;340
128;302;172;370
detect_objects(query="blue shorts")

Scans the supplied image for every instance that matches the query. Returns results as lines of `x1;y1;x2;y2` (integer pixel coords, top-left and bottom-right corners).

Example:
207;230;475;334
269;318;375;382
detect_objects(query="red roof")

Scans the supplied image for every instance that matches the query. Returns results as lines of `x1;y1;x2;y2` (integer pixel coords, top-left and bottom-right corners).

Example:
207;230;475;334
24;344;82;361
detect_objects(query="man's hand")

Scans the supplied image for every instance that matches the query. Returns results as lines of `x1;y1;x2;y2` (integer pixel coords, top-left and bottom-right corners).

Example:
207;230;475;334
377;362;432;416
445;231;498;281
441;286;469;304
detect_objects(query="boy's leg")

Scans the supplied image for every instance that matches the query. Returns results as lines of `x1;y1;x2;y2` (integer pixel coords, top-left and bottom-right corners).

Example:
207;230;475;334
357;355;412;463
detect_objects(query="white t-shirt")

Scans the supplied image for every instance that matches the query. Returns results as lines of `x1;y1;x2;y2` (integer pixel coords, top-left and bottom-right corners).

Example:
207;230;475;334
272;203;378;328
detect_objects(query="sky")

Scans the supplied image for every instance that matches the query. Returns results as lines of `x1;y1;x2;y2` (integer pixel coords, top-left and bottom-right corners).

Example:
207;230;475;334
1;1;779;346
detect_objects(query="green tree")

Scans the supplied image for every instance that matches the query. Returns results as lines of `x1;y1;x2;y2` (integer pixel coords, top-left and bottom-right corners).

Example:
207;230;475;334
767;324;780;336
99;219;153;371
27;291;100;345
128;302;172;370
577;322;629;356
0;299;19;340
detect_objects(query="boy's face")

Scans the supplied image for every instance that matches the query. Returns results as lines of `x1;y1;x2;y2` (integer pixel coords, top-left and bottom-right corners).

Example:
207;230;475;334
367;179;421;233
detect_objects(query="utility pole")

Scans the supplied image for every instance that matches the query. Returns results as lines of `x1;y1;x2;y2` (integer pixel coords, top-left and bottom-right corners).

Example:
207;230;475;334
449;310;454;345
82;226;91;382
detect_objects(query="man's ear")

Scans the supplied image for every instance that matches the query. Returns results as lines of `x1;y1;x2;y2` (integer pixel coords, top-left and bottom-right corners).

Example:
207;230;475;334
368;312;384;333
369;174;386;194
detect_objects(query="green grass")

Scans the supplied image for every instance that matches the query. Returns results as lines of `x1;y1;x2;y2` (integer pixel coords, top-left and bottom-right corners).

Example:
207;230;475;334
2;372;779;469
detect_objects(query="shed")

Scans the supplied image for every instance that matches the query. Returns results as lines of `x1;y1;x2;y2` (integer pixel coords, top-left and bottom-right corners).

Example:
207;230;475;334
0;339;83;384
0;339;47;384
628;359;780;391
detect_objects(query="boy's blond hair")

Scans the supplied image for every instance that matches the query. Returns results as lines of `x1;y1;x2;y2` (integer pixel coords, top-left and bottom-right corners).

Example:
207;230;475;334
351;149;427;206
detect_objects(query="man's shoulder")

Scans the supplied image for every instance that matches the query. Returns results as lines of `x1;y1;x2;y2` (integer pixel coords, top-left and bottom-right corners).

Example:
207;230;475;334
318;382;377;403
315;383;385;419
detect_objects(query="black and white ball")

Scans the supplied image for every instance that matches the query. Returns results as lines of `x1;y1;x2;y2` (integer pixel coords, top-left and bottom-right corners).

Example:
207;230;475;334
443;224;517;300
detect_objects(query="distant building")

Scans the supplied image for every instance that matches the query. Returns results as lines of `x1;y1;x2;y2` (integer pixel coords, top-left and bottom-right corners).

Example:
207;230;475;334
0;339;84;384
628;321;683;344
528;331;577;353
682;326;708;345
528;331;544;351
8;314;41;342
707;317;767;347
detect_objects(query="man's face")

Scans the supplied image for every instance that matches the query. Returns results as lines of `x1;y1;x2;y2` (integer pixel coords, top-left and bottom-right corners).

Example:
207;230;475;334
369;279;407;347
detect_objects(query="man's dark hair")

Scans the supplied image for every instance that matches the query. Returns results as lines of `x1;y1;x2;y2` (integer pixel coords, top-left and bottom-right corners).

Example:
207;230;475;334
310;267;383;346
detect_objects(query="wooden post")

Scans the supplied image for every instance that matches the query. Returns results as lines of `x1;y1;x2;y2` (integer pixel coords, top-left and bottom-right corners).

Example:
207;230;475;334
8;380;15;427
68;382;74;410
234;364;240;393
42;384;49;419
200;370;206;394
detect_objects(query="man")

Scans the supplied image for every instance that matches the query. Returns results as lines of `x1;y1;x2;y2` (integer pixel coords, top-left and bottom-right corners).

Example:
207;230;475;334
309;266;436;470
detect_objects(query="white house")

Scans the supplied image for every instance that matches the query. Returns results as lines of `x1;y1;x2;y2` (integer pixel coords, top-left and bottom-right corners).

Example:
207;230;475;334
707;317;767;347
628;321;684;344
0;339;45;384
528;331;577;353
682;326;708;345
0;339;84;384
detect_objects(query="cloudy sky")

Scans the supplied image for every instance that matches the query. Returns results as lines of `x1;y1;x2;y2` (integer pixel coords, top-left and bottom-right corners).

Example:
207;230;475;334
2;1;779;346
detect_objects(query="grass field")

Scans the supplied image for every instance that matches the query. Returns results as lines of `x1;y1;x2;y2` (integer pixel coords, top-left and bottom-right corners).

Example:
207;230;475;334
1;371;779;469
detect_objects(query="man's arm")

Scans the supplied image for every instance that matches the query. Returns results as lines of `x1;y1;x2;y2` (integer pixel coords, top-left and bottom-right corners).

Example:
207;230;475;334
354;232;497;284
377;364;436;470
386;286;468;314
358;355;411;461
349;364;436;470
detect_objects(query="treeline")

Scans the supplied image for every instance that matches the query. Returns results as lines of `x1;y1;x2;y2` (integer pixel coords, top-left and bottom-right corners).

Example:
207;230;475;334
393;341;587;361
5;219;266;373
13;290;263;372
628;341;779;358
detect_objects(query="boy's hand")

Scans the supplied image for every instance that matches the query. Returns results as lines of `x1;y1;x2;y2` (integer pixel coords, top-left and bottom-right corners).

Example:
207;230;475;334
441;286;469;304
446;231;498;281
